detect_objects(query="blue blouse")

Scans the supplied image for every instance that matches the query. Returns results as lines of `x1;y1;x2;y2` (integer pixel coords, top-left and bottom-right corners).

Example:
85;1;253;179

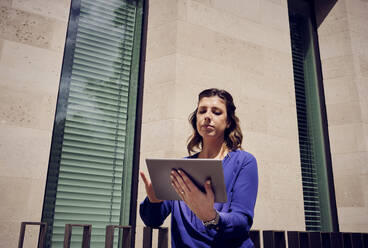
140;150;258;248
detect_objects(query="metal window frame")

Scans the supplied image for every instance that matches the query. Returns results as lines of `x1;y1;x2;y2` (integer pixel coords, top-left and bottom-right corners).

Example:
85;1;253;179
288;0;339;232
40;0;148;247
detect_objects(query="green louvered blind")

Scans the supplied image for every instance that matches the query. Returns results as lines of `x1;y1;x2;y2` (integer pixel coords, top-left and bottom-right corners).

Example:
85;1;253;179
289;12;333;232
41;0;143;247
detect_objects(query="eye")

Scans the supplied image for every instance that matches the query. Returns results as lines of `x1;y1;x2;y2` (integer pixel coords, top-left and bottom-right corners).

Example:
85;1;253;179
212;109;222;115
198;109;206;114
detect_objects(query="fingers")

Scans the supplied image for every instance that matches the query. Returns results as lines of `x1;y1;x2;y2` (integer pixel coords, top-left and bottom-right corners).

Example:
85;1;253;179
140;171;153;194
171;170;185;196
171;180;186;200
140;171;150;186
140;171;163;203
204;180;214;198
171;170;191;201
171;170;191;193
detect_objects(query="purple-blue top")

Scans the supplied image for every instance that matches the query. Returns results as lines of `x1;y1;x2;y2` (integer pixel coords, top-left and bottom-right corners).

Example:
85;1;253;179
140;150;258;248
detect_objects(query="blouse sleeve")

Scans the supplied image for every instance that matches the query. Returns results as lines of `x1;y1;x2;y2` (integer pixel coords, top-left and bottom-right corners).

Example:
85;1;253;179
139;197;172;228
214;154;258;238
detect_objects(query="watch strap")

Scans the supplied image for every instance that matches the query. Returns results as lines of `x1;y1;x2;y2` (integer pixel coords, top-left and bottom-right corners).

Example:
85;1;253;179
202;210;220;228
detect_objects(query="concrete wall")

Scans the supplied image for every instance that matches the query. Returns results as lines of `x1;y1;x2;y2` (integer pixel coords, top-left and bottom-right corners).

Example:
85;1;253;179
0;0;70;247
136;0;305;246
318;0;368;232
0;0;367;247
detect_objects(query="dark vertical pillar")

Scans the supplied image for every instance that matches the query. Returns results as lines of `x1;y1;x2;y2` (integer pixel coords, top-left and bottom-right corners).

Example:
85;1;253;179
321;232;331;247
343;233;353;248
263;231;286;248
287;231;300;248
157;228;168;248
299;232;309;248
330;232;343;248
105;225;131;248
309;232;322;247
250;230;260;248
363;233;368;248
63;224;91;248
18;222;47;248
143;227;152;248
351;233;363;248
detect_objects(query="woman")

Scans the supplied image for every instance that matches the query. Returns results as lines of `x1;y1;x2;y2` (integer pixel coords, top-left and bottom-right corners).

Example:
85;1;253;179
140;88;258;247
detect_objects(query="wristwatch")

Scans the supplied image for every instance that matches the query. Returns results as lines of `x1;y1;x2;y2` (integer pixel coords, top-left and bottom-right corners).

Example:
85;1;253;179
202;210;220;229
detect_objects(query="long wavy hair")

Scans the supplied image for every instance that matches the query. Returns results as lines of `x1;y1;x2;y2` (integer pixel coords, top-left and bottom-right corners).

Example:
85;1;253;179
187;88;243;155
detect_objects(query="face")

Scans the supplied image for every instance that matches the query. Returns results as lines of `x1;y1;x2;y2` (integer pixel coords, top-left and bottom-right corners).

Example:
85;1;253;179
196;96;229;140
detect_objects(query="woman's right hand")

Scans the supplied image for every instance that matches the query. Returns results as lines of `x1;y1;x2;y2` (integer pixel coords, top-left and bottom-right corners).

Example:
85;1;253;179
140;171;163;203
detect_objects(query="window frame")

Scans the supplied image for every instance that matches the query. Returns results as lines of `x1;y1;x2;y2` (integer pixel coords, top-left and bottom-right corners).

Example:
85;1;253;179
288;0;339;232
40;0;147;246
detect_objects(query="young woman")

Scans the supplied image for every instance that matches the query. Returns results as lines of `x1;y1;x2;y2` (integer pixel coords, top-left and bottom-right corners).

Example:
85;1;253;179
140;88;258;248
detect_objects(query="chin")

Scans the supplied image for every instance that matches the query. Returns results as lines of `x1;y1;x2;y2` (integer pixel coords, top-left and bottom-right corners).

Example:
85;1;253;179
201;133;219;139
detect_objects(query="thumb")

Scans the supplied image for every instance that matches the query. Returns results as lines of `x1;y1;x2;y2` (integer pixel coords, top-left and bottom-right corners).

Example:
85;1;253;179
204;180;214;197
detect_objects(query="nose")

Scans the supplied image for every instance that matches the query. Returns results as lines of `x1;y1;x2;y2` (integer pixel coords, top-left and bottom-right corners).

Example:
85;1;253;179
204;112;211;122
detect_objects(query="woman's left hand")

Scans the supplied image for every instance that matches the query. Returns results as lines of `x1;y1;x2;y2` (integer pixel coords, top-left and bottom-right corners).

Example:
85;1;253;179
171;169;217;222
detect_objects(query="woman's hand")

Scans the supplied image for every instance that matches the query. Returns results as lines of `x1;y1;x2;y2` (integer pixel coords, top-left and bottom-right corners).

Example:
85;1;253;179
171;169;217;221
140;171;163;203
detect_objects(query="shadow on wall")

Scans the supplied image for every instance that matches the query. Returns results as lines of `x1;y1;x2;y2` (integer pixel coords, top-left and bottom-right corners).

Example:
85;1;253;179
313;0;338;27
288;0;337;28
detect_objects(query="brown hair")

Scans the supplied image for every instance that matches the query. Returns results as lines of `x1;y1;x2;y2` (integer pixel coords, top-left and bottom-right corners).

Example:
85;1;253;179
187;88;243;155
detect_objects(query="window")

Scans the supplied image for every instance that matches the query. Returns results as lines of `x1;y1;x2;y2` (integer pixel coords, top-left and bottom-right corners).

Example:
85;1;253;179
41;0;144;247
288;0;338;231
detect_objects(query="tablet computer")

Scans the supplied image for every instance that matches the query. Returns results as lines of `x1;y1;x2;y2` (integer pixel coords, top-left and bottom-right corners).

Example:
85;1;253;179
145;158;227;203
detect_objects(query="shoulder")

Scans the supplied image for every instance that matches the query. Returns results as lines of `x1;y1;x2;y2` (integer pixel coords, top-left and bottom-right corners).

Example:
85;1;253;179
230;149;257;162
230;150;257;168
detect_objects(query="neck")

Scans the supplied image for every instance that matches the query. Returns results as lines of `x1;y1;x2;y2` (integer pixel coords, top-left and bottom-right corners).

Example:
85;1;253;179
199;137;228;159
